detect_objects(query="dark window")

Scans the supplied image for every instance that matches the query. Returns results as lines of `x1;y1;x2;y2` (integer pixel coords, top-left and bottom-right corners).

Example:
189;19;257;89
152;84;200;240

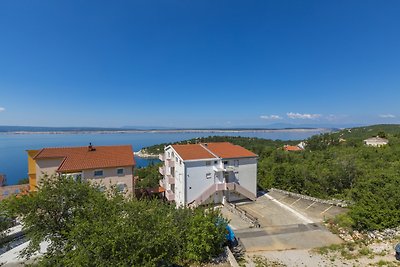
94;170;103;177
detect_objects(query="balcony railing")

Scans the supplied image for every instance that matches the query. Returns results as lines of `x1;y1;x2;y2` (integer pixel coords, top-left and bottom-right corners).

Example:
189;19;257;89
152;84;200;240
167;175;175;184
224;166;236;172
159;154;165;161
166;190;175;201
159;166;165;176
167;159;175;167
159;179;164;188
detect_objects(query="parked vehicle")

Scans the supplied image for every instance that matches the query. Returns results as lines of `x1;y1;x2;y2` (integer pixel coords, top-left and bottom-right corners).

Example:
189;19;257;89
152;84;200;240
395;243;400;261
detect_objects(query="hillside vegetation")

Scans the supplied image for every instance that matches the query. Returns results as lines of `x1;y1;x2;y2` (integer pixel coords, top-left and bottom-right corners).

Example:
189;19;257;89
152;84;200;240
143;124;400;231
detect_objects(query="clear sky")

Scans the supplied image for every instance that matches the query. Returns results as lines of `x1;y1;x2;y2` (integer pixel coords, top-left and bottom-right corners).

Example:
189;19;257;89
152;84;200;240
0;0;400;128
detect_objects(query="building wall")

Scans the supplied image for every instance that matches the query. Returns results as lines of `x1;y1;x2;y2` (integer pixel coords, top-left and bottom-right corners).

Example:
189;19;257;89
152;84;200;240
35;158;65;185
34;157;133;193
173;154;185;207
365;141;387;147
227;157;257;202
185;160;218;204
83;166;134;193
27;150;39;191
163;147;186;206
163;146;258;207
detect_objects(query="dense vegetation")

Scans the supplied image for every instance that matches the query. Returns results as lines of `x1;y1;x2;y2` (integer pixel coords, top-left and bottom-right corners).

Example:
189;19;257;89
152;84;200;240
134;162;162;188
0;175;227;266
142;124;400;231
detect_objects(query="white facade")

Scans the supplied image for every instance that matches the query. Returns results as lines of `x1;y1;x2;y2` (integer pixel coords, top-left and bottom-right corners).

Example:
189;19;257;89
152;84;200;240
159;144;257;207
363;137;389;147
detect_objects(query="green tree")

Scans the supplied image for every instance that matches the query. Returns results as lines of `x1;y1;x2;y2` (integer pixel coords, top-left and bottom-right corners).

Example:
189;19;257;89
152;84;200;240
2;175;227;266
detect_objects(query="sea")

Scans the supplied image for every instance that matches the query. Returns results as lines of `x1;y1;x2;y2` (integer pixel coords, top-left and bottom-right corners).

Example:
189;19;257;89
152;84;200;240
0;130;326;185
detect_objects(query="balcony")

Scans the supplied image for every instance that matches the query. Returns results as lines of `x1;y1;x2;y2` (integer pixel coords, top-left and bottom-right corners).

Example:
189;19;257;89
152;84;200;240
159;154;165;161
167;175;175;184
224;166;235;172
159;166;165;176
166;190;175;201
215;183;226;191
159;179;164;188
167;159;175;167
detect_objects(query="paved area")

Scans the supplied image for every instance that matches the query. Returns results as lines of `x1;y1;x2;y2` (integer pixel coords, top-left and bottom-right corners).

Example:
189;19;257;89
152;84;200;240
267;190;348;222
221;191;344;252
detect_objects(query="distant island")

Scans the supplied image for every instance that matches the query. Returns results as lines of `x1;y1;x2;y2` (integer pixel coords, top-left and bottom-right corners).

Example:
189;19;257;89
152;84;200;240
0;125;335;135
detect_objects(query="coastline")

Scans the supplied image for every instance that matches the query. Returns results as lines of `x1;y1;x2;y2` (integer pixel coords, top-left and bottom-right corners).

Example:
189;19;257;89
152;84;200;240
134;150;159;159
0;128;332;135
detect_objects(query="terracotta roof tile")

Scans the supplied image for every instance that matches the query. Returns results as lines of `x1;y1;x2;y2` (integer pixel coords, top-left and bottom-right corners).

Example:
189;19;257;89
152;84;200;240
171;144;217;161
34;145;135;172
204;142;257;158
283;145;302;151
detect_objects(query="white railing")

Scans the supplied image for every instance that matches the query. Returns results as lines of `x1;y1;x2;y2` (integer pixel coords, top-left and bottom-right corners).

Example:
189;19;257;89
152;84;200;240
167;159;175;167
159;154;165;161
159;166;165;176
167;175;175;184
166;190;175;201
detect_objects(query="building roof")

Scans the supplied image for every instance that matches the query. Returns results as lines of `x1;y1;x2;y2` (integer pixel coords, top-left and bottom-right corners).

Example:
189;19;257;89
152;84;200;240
283;145;303;151
34;145;135;172
170;142;257;161
204;142;257;159
171;144;217;161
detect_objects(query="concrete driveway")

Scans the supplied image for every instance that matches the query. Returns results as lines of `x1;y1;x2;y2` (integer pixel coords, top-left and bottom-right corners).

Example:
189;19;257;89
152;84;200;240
222;191;344;252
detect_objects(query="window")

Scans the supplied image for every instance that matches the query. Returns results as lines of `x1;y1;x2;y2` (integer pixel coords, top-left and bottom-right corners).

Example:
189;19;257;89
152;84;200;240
116;183;127;193
117;168;124;175
214;161;218;164
206;161;211;166
98;185;107;192
94;170;103;177
223;161;229;165
234;160;239;167
206;173;212;179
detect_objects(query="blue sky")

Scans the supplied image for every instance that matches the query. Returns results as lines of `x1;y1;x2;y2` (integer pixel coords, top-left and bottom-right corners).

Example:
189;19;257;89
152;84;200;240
0;1;400;128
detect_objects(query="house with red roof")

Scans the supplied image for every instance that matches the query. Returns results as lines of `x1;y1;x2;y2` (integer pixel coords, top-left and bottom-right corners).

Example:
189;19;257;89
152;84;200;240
27;144;135;194
159;142;257;207
283;145;303;152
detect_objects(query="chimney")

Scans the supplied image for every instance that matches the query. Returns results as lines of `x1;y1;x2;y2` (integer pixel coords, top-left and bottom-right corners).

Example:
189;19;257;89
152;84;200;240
88;143;96;151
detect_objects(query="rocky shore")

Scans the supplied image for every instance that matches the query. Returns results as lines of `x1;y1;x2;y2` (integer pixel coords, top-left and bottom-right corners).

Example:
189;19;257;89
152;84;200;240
134;149;159;158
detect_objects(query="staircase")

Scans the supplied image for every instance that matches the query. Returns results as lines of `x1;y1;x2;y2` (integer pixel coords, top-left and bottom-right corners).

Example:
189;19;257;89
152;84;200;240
189;182;256;207
232;183;256;201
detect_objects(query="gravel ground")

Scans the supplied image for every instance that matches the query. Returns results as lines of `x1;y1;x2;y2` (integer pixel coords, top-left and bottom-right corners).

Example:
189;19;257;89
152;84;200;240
246;244;400;267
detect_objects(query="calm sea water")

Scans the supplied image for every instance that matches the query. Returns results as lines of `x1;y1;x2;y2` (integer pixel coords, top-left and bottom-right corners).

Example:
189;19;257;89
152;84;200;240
0;130;323;185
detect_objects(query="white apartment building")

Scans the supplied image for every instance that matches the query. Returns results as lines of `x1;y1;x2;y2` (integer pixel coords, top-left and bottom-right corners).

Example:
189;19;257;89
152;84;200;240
159;142;257;207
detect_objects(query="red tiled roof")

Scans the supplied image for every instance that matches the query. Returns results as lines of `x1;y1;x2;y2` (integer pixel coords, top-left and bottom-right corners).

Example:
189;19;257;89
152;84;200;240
171;144;217;160
283;145;302;151
171;142;257;160
34;145;135;172
205;142;257;158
